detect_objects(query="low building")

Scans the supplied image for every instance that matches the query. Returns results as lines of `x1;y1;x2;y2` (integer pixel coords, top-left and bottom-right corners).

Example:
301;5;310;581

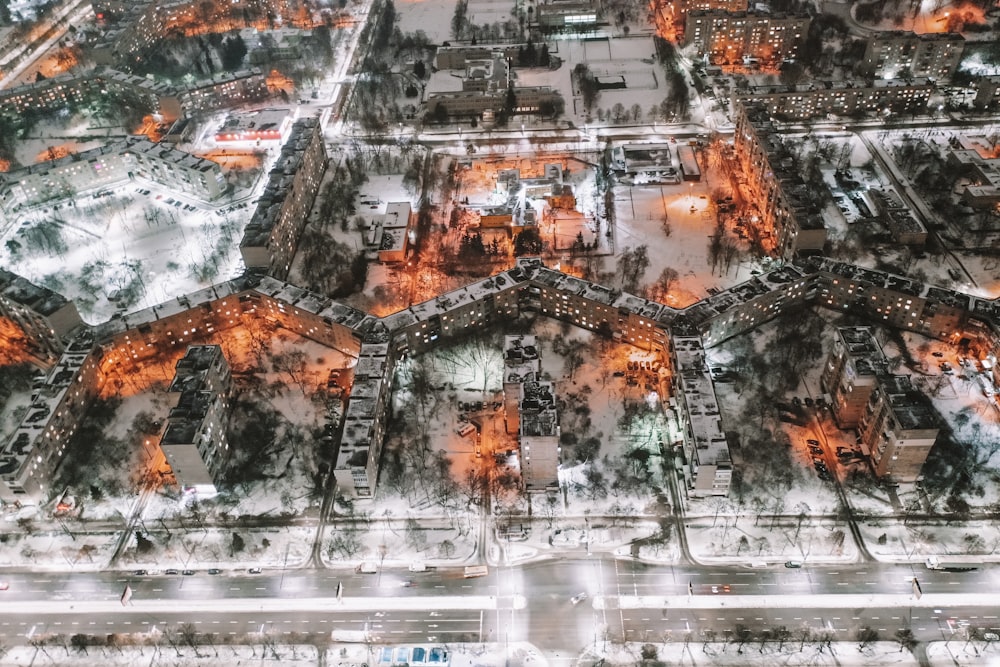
214;108;292;144
947;146;1000;208
533;0;598;29
160;345;232;495
426;52;562;119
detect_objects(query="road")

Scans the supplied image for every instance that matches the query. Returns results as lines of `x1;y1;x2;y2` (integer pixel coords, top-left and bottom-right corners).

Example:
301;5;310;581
2;558;998;652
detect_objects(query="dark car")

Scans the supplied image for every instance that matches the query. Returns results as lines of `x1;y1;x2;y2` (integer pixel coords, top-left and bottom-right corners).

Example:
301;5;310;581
784;561;803;568
132;569;148;576
248;567;262;574
182;570;196;576
207;568;222;575
164;569;180;575
810;446;823;456
806;439;820;446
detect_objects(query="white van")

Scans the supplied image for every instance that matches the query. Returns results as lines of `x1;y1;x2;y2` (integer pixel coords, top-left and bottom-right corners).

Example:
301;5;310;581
456;423;477;438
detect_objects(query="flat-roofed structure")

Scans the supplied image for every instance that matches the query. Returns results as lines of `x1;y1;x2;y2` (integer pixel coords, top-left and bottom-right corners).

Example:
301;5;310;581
821;327;888;428
859;374;939;481
671;336;730;497
160;345;232;494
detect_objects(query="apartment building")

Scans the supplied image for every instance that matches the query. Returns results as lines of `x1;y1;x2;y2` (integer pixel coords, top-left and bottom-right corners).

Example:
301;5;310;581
177;69;269;115
240;117;328;278
735;79;933;121
732;103;827;258
821;327;889;428
0;334;101;502
809;258;971;341
671;336;730;497
0;138;226;212
0;269;83;361
858;375;939;481
519;378;560;490
160;345;233;494
660;0;747;33
90;0;196;68
684;11;809;66
947;146;1000;208
426;52;562;118
533;0;598;29
974;76;1000;110
0;66;268;124
862;31;964;81
334;342;394;498
499;336;559;490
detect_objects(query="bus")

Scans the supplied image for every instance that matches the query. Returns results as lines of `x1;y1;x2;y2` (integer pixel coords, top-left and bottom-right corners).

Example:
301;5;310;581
463;565;488;578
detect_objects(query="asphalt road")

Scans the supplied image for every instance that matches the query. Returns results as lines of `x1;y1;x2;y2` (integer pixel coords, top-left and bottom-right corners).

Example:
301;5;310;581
1;558;998;651
2;558;999;607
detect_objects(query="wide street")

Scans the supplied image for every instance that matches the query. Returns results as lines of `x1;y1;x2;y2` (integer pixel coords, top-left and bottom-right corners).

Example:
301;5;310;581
1;558;997;653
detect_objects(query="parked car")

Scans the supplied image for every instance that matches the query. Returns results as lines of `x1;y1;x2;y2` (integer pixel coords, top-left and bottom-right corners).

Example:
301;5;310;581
182;570;196;576
570;592;589;605
248;567;262;574
784;561;803;568
164;569;180;575
207;568;222;575
132;569;148;576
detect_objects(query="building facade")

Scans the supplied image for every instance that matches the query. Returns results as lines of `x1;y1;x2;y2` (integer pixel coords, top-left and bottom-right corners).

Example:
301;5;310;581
684;11;809;66
671;336;730;497
160;345;233;494
0;269;83;361
733;103;828;258
240;117;328;278
821;327;888;428
0;138;227;212
0;334;101;502
858;375;939;481
862;32;964;81
735;79;933;121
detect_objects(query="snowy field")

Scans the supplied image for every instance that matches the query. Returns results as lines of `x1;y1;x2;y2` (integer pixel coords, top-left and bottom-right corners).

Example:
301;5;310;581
0;112;270;325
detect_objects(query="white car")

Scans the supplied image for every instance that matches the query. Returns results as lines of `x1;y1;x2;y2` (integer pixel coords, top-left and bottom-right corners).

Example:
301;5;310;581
0;582;8;590
570;592;588;605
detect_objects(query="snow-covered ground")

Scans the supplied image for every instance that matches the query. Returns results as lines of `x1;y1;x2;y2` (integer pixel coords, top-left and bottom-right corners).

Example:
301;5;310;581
6;638;996;667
